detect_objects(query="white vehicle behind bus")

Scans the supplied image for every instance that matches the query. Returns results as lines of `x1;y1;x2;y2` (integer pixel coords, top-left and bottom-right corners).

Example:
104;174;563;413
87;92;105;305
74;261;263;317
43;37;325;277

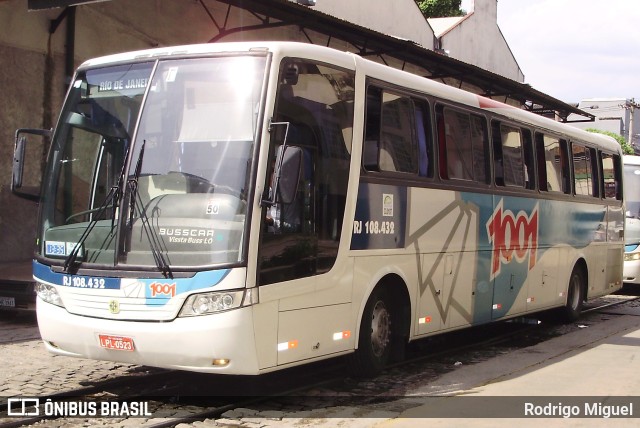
623;155;640;283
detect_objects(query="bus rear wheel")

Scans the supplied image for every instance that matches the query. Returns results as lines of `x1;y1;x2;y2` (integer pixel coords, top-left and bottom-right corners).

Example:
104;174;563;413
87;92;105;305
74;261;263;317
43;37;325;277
561;266;585;322
349;288;394;377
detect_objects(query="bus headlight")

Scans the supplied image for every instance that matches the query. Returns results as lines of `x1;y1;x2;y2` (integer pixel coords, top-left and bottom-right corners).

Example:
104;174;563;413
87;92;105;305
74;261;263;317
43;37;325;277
625;252;640;262
179;290;245;317
35;282;65;308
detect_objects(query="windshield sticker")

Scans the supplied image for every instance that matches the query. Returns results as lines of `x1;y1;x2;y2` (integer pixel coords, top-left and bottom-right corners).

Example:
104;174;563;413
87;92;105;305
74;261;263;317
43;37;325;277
45;241;83;258
98;78;148;92
166;67;178;82
206;201;220;215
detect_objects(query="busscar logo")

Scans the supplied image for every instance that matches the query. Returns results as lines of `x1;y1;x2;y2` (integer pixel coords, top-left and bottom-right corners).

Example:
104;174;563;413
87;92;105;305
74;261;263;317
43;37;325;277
8;398;39;416
486;200;539;280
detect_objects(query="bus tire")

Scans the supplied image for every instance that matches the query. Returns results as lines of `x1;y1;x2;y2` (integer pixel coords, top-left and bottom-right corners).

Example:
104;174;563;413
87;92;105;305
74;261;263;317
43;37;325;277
561;266;585;322
349;287;394;377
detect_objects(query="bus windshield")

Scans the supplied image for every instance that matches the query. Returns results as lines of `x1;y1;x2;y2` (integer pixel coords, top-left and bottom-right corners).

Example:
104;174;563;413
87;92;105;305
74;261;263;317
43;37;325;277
38;55;267;271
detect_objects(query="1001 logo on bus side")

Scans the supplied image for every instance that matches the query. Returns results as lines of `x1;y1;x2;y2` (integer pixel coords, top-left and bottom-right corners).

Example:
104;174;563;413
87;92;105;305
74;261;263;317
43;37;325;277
486;200;539;279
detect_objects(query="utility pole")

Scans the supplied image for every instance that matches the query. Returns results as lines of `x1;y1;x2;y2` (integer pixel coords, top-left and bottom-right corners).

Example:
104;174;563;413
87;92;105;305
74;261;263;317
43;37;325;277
625;98;640;153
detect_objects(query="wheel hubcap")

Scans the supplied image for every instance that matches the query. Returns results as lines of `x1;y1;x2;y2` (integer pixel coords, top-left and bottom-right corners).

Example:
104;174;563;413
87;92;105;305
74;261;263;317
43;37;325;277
569;275;580;310
371;300;391;357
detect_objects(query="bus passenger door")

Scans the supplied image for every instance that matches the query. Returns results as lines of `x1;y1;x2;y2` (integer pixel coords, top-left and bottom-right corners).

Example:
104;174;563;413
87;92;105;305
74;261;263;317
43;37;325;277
256;58;355;366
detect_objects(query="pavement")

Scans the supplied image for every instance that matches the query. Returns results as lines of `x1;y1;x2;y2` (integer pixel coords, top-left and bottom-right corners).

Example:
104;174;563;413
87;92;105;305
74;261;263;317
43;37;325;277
0;303;639;427
382;303;640;427
209;303;640;427
0;312;142;399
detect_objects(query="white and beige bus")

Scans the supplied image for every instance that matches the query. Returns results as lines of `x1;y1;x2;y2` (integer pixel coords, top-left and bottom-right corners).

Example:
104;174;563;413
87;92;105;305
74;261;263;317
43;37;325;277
13;42;624;376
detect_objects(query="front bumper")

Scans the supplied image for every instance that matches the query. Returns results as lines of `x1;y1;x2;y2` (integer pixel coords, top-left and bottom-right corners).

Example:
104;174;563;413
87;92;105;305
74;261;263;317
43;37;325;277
37;300;261;374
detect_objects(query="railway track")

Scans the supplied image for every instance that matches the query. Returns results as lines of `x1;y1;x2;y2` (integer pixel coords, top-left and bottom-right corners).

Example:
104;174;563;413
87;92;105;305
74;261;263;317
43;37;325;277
2;291;639;427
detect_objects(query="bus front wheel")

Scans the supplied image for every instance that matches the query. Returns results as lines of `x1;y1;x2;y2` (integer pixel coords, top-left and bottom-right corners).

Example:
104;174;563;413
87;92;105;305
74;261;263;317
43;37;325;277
349;288;394;377
561;266;585;322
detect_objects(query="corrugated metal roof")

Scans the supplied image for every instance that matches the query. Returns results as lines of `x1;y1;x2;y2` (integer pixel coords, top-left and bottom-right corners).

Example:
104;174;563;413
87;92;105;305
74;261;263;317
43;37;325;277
218;0;591;121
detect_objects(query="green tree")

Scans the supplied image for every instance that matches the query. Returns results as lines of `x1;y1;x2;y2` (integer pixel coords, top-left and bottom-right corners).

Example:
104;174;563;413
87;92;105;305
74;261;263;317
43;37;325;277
416;0;465;18
586;128;634;155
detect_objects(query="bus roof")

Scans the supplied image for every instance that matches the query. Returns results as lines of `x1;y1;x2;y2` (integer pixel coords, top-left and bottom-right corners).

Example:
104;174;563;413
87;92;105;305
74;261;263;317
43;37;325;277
79;41;621;154
78;41;345;68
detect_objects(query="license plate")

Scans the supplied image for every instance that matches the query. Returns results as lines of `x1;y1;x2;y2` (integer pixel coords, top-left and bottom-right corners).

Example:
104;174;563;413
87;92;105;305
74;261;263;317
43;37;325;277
98;334;135;351
0;297;16;308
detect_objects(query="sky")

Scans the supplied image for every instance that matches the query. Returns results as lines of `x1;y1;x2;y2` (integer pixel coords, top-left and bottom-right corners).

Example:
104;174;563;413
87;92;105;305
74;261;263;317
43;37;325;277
461;0;640;104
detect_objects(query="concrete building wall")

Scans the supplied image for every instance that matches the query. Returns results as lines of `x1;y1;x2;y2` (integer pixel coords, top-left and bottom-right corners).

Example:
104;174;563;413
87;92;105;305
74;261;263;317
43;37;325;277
311;0;435;49
430;0;524;82
1;3;64;263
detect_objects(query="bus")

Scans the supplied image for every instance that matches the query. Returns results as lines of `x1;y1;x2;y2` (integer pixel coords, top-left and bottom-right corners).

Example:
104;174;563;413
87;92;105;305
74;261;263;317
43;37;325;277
623;155;640;283
12;42;624;376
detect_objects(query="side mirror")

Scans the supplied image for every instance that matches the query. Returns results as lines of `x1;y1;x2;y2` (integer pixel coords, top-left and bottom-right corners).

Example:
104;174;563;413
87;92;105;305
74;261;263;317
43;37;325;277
12;135;26;190
12;128;51;202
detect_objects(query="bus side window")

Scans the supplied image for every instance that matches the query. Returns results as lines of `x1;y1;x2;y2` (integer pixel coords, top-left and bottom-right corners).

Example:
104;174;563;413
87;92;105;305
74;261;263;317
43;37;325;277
363;87;382;171
589;147;600;197
601;152;622;200
522;129;535;190
535;132;548;191
380;93;414;173
615;154;623;200
559;139;571;194
363;86;428;176
495;123;525;188
572;143;596;197
470;115;490;183
491;121;505;186
414;100;432;177
443;108;473;180
536;133;569;193
437;106;488;183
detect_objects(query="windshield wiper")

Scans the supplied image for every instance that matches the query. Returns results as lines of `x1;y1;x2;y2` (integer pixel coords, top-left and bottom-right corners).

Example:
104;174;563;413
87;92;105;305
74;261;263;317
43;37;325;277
128;140;173;279
63;185;120;272
63;143;128;272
